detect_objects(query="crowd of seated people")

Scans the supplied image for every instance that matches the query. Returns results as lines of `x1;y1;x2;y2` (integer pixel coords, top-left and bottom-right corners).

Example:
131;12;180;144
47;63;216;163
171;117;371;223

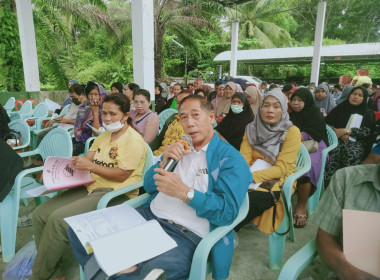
3;75;380;280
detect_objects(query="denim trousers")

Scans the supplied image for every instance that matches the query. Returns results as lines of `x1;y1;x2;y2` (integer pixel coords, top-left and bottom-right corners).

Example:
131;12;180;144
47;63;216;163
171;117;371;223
68;208;202;280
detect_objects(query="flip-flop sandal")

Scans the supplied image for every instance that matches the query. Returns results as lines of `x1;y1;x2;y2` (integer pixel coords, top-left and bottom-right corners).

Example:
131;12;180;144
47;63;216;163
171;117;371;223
293;214;308;228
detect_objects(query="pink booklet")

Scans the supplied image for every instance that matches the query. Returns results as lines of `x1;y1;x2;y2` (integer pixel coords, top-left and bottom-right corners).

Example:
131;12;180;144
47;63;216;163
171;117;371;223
26;157;95;197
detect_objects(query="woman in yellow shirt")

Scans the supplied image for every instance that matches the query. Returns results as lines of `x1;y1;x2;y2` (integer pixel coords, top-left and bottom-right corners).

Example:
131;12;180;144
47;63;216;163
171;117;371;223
236;89;301;233
30;93;146;280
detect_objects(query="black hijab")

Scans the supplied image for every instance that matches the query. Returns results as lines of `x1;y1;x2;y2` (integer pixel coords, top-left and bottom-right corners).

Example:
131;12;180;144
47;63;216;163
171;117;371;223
325;86;375;130
216;92;254;150
290;88;328;144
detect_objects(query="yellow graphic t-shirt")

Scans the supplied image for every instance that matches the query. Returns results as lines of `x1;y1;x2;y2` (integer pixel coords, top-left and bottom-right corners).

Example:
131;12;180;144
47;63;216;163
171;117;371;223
87;126;146;198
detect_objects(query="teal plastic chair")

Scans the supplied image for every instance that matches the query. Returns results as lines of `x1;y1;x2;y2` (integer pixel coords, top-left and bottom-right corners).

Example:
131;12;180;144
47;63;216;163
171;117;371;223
10;100;33;120
8;119;31;151
3;97;15;115
80;193;250;280
277;238;317;280
35;104;71;130
307;125;338;215
96;143;154;209
269;144;311;269
0;128;73;262
25;102;49;130
158;108;177;133
9;111;21;121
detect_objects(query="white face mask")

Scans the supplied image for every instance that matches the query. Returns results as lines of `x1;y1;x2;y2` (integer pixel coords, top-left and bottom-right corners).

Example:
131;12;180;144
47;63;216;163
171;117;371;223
102;120;125;132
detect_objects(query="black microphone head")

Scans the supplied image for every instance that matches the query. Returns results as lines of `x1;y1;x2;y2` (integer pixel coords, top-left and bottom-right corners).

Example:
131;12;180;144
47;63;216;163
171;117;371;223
180;135;193;149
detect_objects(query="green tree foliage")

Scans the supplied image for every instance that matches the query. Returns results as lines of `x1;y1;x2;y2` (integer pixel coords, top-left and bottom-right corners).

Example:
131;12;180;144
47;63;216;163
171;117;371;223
2;0;379;91
0;0;24;91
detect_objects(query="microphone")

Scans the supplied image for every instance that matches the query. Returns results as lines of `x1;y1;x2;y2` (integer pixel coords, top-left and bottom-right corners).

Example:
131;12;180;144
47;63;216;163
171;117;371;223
162;135;193;172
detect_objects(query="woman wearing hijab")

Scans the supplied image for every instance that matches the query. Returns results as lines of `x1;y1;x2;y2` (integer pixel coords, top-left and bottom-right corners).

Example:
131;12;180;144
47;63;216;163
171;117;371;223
154;82;166;114
235;89;301;233
336;85;354;105
324;86;375;184
244;85;263;116
211;84;225;110
73;82;107;156
215;92;254;150
313;83;336;116
215;81;236;123
289;88;328;228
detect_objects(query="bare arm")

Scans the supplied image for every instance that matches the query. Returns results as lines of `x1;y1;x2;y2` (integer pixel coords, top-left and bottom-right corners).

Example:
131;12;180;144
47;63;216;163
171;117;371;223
60;118;75;125
317;228;379;280
72;155;133;182
142;114;159;144
362;153;380;164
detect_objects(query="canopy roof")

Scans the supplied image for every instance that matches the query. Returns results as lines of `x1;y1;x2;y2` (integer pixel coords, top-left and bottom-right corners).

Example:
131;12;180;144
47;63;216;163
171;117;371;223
214;43;380;64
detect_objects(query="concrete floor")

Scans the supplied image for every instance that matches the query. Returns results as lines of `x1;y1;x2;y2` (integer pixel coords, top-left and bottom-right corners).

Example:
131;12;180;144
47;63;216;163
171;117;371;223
0;198;327;280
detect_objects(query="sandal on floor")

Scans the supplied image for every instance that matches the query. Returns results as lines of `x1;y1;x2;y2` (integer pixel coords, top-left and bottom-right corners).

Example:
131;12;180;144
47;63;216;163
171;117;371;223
293;214;308;228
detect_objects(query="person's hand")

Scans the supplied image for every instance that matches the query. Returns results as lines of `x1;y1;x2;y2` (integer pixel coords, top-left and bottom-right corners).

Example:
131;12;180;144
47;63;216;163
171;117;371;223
45;119;55;128
153;168;189;201
159;142;191;168
334;128;346;139
260;179;277;190
89;100;101;112
71;156;94;171
340;134;349;143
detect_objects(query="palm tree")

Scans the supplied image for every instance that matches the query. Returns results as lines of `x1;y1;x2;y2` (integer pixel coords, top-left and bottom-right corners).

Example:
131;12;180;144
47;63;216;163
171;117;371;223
153;0;216;80
226;0;292;48
32;0;121;89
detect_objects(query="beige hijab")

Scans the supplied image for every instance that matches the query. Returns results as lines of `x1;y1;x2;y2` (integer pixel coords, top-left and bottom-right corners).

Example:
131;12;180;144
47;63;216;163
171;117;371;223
245;86;263;116
215;82;237;116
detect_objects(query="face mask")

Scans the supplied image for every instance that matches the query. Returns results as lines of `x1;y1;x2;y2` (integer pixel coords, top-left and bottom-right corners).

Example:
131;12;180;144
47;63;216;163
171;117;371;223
71;97;81;105
102;120;125;132
231;105;243;114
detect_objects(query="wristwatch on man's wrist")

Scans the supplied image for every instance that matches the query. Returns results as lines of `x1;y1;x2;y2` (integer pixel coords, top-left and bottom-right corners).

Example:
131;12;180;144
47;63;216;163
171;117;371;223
185;188;194;204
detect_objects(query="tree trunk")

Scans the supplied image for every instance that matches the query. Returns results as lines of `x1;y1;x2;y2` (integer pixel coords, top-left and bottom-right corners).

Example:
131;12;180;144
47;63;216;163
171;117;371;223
155;26;165;81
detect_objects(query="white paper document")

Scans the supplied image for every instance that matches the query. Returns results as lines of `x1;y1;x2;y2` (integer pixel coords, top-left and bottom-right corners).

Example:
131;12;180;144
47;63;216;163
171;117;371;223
346;113;363;142
343;209;380;278
44;98;61;112
248;159;273;190
26;157;94;197
65;204;177;276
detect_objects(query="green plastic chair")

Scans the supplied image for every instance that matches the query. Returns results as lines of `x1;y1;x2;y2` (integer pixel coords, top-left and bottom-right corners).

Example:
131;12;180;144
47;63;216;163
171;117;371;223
80;193;249;280
269;144;311;270
8;119;31;151
277;238;317;280
0;128;73;262
307;125;338;215
158;108;177;133
3;97;15;115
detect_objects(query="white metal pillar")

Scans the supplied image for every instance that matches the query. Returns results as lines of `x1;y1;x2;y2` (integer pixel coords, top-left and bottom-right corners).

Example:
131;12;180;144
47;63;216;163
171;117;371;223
230;21;239;78
310;1;327;85
15;0;40;92
131;0;155;101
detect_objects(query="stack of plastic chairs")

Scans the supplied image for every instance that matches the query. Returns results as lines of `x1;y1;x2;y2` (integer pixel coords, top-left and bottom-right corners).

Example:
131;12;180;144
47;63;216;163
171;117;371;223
0;128;73;262
10;100;33;120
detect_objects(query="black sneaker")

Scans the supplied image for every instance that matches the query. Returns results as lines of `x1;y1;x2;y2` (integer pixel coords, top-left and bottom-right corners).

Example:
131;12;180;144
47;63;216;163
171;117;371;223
143;269;166;280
